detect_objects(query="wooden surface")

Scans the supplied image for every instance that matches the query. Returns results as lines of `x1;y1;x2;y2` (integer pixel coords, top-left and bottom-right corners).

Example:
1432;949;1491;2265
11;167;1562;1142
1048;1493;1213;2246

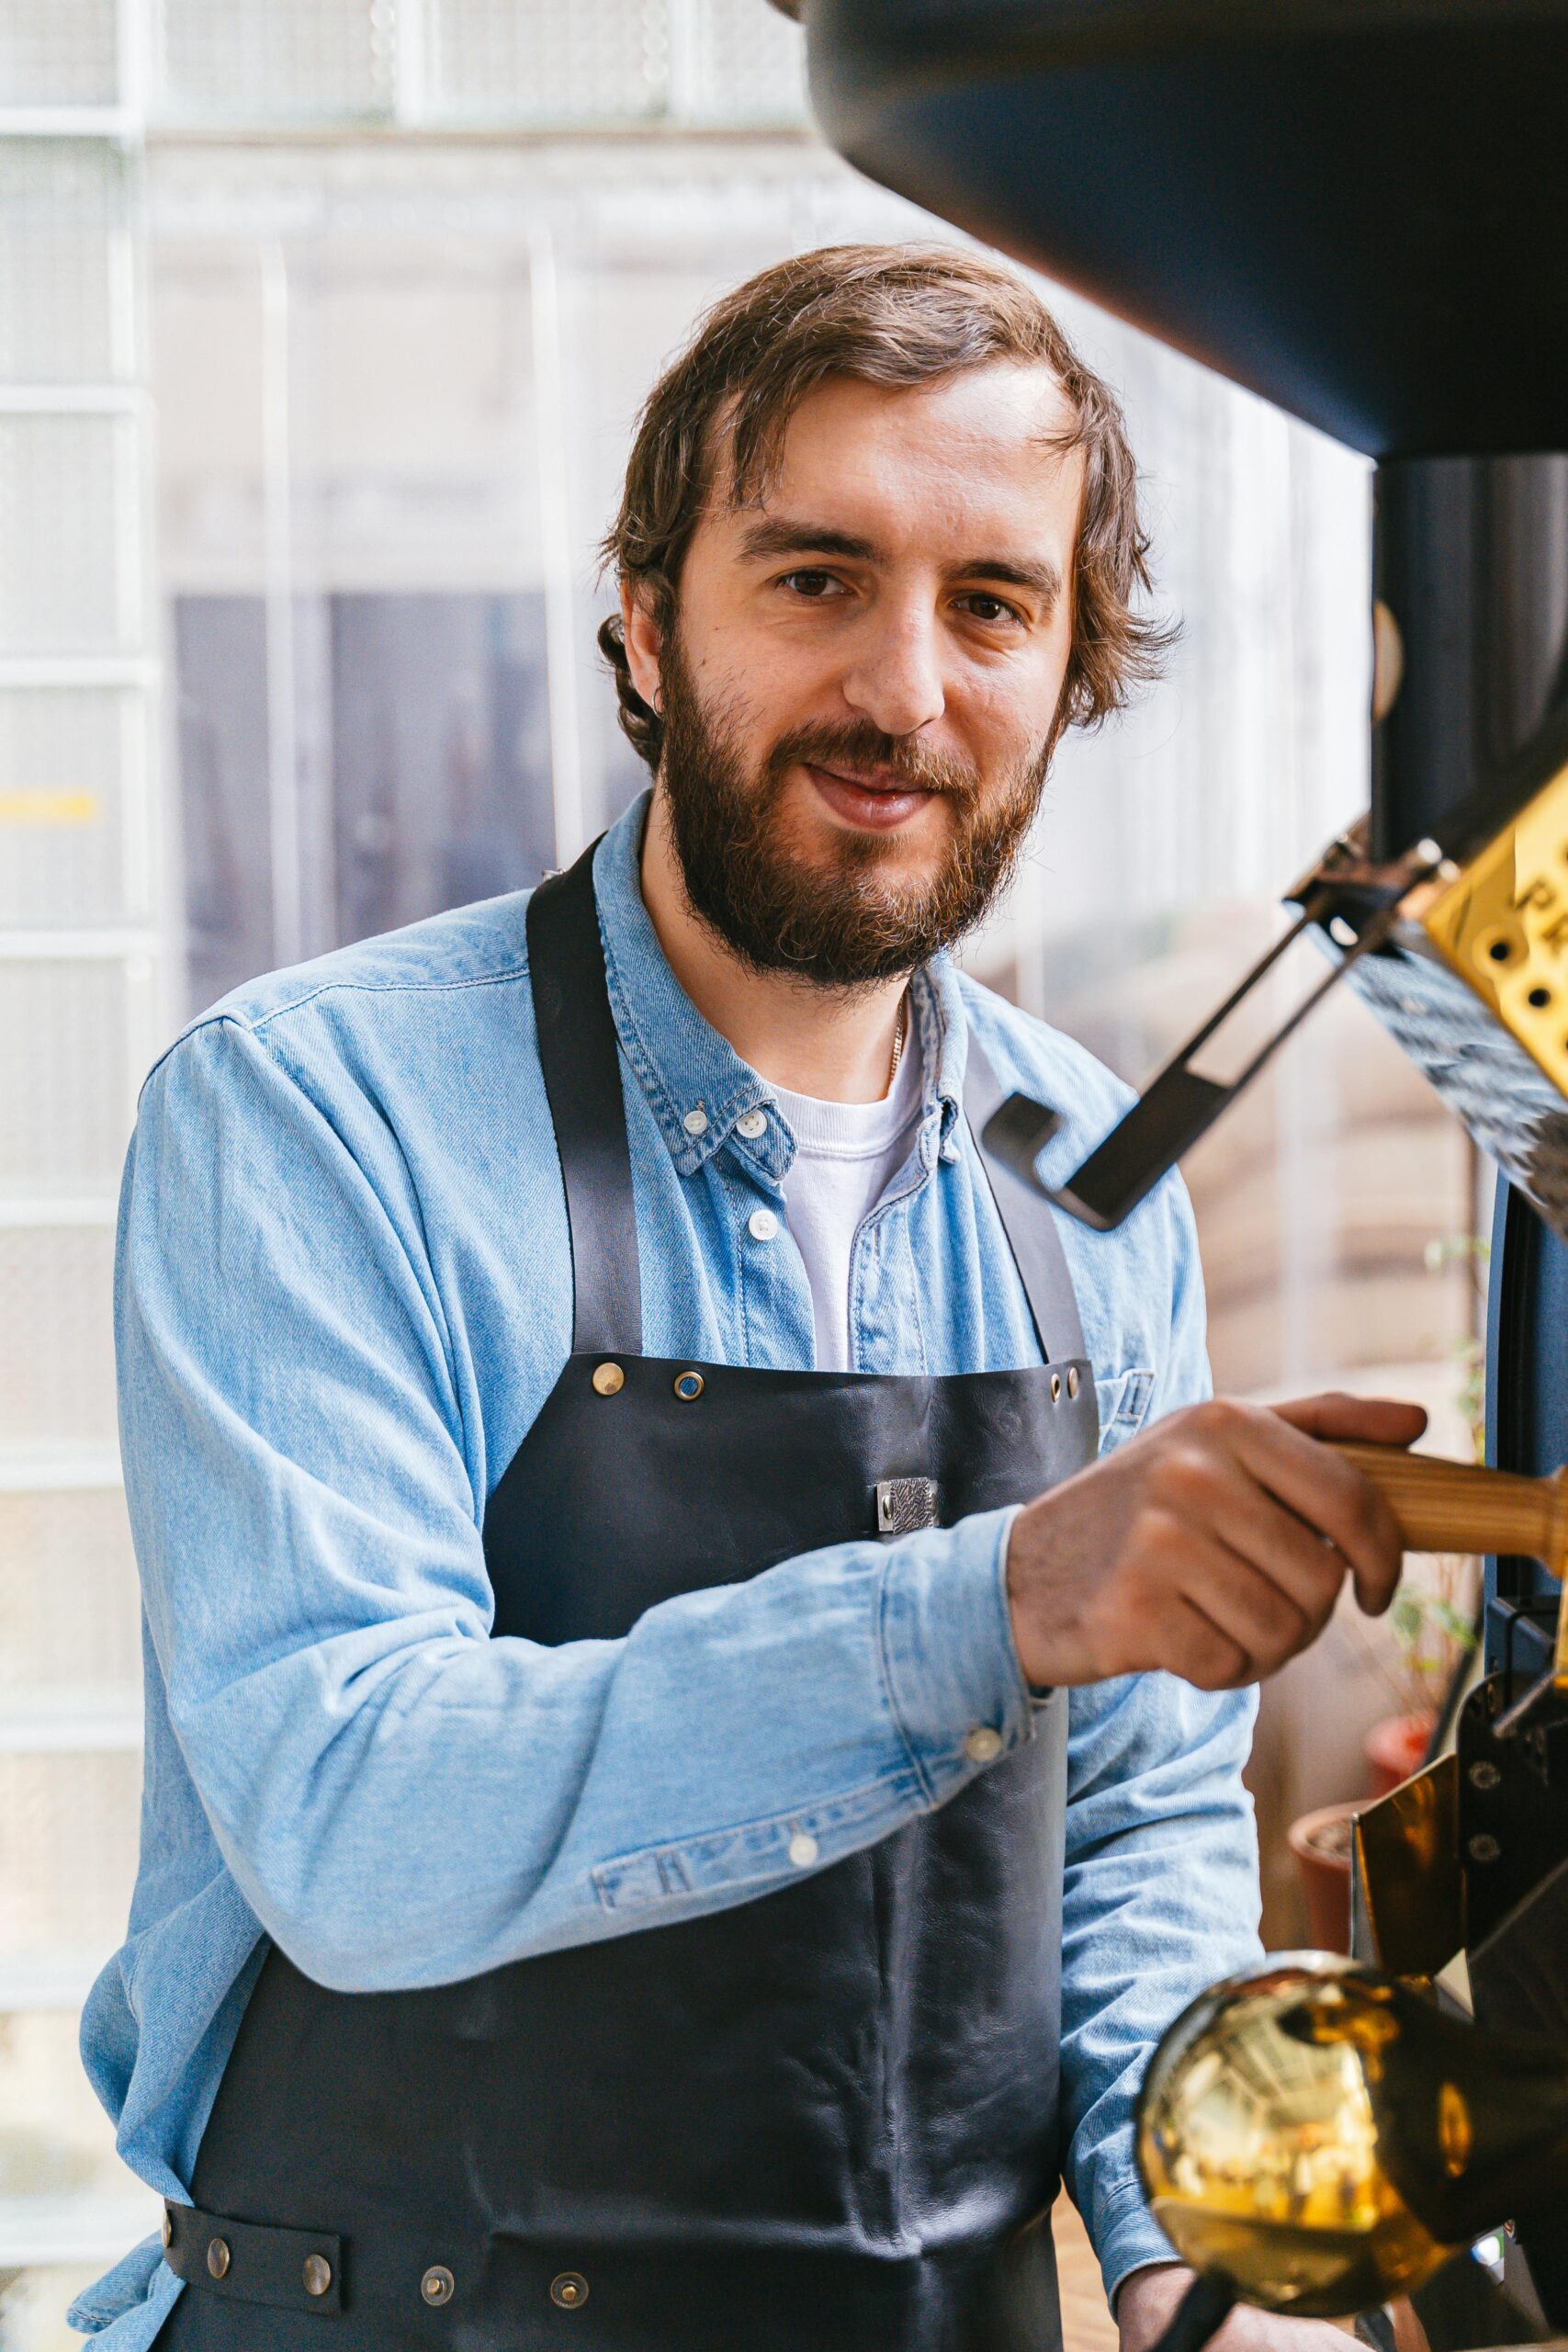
1055;2195;1120;2352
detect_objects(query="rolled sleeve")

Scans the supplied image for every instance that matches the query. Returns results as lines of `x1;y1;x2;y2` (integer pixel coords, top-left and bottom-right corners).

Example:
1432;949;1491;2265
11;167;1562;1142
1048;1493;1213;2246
877;1503;1033;1802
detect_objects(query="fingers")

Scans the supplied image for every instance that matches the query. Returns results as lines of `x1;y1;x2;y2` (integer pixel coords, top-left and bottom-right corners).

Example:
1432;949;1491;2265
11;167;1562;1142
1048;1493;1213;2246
1110;1527;1327;1687
1179;1536;1311;1679
1215;1401;1408;1617
1272;1390;1428;1447
1157;1442;1348;1633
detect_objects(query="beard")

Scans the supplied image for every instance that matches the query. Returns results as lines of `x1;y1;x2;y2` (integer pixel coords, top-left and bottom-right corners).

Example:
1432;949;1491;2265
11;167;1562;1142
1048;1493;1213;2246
656;628;1054;988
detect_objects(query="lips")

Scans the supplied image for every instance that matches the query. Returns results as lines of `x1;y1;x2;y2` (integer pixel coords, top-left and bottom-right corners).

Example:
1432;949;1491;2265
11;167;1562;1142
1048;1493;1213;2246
802;761;937;832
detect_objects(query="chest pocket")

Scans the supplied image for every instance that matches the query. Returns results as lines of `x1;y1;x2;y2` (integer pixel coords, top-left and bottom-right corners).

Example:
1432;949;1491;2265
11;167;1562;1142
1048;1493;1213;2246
1094;1366;1154;1453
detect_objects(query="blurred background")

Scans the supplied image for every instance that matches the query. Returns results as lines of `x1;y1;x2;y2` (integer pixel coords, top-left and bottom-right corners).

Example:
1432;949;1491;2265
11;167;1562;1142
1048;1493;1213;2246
0;3;1485;2343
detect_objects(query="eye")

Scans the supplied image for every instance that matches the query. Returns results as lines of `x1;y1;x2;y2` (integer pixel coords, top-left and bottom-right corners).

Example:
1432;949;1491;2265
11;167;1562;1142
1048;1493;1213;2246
778;569;845;600
955;592;1023;626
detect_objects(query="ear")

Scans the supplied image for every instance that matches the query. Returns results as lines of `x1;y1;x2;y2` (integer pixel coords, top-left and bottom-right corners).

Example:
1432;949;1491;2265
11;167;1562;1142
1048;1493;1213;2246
620;578;664;715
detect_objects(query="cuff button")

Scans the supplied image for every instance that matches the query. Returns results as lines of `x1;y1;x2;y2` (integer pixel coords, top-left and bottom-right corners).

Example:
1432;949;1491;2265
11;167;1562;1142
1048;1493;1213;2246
964;1725;1004;1764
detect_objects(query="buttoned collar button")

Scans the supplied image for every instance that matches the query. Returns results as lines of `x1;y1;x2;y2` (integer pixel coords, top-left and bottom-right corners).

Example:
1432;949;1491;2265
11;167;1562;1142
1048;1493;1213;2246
736;1108;768;1140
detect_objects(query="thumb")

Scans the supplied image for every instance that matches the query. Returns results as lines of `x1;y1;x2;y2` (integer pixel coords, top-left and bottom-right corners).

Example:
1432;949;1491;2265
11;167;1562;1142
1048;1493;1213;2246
1270;1391;1429;1448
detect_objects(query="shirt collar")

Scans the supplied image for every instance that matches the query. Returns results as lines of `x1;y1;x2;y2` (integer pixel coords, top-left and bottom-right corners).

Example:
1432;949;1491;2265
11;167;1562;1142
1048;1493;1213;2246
590;790;970;1178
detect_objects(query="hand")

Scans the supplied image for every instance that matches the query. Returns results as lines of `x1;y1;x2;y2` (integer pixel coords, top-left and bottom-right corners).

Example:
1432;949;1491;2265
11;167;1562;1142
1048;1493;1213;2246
1117;2265;1349;2352
1007;1390;1427;1690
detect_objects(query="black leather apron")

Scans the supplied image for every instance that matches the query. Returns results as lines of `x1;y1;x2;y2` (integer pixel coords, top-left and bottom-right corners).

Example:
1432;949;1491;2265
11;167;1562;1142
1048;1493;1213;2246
156;845;1100;2351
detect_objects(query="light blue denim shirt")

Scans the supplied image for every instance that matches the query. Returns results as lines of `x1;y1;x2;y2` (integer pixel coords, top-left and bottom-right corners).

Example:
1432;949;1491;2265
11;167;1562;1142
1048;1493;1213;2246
74;790;1262;2344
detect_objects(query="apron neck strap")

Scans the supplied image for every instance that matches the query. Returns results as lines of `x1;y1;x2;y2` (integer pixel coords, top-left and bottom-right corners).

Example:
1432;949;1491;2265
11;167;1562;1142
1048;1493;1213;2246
963;1035;1087;1367
527;841;1087;1370
527;842;644;1357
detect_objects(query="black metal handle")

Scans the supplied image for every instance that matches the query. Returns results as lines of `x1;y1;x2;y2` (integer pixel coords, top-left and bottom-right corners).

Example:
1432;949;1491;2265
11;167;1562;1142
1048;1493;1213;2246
1146;2271;1238;2352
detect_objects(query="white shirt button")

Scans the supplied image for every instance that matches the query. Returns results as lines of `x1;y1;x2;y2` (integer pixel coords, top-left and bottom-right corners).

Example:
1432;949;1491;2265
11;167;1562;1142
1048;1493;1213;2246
787;1830;818;1869
748;1207;779;1242
736;1108;768;1140
964;1725;1004;1764
682;1108;708;1136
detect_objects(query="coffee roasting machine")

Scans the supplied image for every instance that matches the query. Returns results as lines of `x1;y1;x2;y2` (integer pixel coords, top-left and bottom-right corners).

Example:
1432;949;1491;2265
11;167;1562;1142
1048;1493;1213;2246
771;4;1568;2345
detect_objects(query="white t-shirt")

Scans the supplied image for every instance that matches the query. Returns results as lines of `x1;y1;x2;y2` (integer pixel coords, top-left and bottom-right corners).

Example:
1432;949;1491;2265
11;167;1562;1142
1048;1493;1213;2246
774;1036;925;1374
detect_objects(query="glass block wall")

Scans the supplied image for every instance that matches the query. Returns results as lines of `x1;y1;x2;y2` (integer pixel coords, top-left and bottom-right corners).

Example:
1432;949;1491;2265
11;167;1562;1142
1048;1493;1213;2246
0;16;169;2345
152;0;807;126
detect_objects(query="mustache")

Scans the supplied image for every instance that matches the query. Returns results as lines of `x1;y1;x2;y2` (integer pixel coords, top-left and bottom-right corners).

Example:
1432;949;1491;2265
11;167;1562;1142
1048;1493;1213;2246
765;720;983;801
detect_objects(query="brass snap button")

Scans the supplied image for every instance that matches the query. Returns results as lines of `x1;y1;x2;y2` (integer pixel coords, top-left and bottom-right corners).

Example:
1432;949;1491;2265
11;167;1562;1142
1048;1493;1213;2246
302;2252;333;2298
422;2264;456;2306
207;2237;231;2280
591;1361;625;1396
550;2271;590;2309
672;1369;705;1400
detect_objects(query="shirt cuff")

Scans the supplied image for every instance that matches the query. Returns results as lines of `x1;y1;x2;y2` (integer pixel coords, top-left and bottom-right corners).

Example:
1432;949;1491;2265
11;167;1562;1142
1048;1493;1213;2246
875;1503;1034;1806
1094;2176;1182;2308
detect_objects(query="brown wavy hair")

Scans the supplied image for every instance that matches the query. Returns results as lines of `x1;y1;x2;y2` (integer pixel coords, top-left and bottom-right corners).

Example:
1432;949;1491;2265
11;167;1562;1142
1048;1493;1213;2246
598;243;1173;774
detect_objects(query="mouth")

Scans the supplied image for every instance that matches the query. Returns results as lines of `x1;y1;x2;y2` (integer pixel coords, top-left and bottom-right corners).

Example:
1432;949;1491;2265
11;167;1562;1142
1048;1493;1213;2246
800;760;940;833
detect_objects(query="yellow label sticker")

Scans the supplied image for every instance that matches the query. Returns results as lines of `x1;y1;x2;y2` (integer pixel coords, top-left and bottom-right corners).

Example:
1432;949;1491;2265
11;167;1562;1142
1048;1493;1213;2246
0;788;100;828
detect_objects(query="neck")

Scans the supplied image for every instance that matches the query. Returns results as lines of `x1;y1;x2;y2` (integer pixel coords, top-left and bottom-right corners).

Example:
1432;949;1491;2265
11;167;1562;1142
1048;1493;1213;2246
639;786;909;1104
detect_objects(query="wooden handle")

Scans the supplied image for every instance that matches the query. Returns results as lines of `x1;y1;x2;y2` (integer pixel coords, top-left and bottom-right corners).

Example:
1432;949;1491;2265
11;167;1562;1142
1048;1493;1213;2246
1330;1442;1568;1574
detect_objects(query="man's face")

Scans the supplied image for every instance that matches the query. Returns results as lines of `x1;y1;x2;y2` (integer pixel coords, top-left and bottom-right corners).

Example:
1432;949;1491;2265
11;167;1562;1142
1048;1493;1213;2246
631;361;1086;984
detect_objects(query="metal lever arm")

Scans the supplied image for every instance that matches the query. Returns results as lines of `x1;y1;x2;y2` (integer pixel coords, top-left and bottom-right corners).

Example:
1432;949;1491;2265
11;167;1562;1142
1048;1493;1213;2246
1045;825;1441;1231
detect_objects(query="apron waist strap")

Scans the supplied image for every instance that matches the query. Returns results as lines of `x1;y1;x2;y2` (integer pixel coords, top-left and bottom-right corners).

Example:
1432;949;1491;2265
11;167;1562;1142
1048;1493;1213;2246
163;2199;344;2317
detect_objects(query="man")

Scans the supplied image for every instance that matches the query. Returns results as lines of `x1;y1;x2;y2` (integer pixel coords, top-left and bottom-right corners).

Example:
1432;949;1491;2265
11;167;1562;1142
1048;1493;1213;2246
79;245;1421;2352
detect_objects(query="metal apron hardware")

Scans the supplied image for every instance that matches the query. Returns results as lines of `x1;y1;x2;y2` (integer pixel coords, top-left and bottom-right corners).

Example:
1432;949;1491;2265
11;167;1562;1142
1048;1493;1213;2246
155;843;1100;2351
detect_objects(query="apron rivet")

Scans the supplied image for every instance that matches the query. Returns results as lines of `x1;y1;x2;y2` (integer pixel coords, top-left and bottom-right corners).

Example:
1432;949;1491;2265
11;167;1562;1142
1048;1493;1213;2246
162;2208;174;2249
1049;1371;1063;1403
673;1369;705;1400
1066;1365;1080;1398
592;1362;626;1396
422;2264;456;2306
303;2253;333;2297
550;2270;590;2309
207;2236;231;2279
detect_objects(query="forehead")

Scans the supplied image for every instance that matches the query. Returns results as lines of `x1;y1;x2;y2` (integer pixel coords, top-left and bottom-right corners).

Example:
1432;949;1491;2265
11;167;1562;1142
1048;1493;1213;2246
719;362;1084;550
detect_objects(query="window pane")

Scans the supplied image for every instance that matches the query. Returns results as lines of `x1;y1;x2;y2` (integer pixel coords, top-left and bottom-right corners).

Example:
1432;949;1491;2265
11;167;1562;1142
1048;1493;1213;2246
0;418;141;658
429;0;671;125
0;690;141;930
160;0;394;121
0;0;118;107
0;1488;140;1694
0;141;135;384
0;962;134;1198
0;1228;118;1456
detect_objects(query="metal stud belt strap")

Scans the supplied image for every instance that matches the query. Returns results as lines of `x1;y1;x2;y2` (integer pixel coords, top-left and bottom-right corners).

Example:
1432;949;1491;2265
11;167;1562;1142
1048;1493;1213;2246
163;2199;344;2315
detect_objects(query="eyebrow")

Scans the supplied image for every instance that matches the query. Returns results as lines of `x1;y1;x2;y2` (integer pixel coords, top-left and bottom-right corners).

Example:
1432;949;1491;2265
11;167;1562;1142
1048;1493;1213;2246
735;515;1062;600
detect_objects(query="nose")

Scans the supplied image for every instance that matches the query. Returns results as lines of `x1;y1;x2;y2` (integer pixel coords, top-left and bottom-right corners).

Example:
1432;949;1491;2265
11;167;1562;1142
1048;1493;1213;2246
839;600;946;741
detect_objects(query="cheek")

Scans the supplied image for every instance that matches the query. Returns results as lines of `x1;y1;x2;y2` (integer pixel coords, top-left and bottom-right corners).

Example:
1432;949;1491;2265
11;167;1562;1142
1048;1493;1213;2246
964;668;1066;772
